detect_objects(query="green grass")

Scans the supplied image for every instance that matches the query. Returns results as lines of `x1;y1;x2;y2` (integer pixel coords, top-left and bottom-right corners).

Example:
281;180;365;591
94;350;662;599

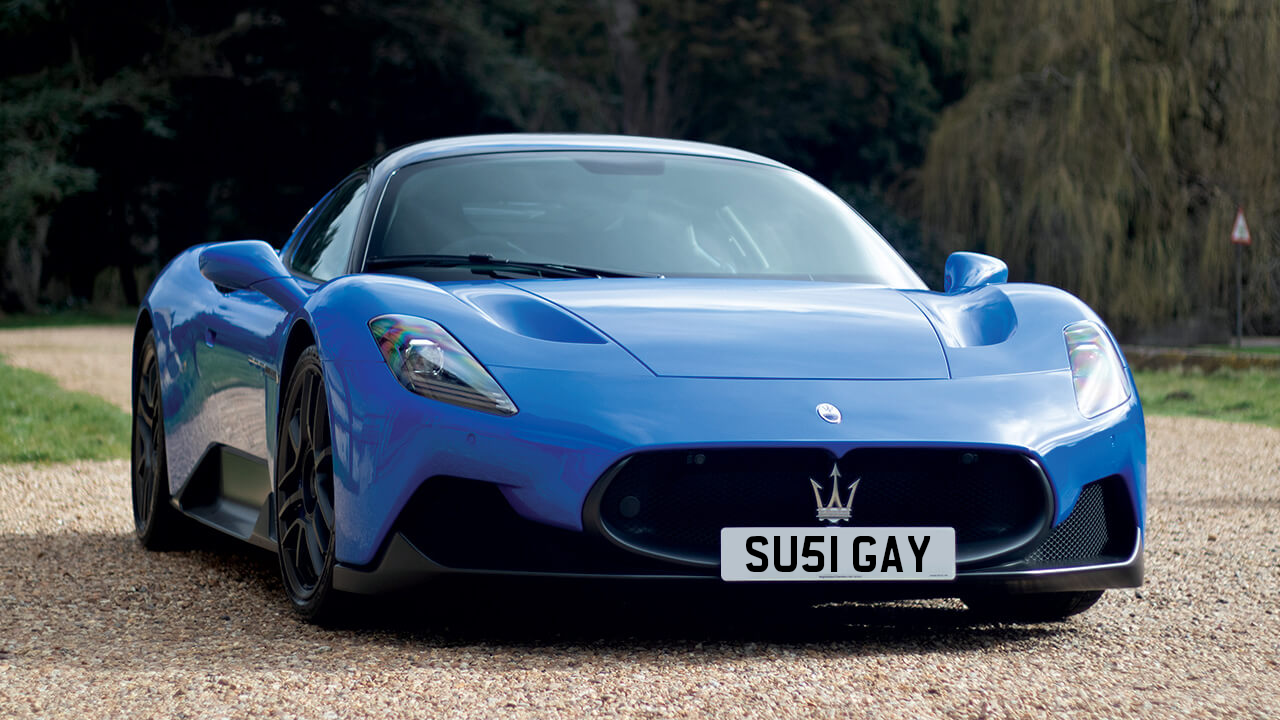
0;362;131;462
1198;344;1280;355
1134;367;1280;428
0;306;137;329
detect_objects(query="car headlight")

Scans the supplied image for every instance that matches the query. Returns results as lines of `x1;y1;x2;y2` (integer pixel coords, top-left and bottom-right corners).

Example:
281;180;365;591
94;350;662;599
1064;321;1129;418
369;314;517;416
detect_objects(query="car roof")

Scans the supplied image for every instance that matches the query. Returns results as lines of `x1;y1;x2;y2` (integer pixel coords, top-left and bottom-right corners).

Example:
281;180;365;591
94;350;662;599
372;134;791;175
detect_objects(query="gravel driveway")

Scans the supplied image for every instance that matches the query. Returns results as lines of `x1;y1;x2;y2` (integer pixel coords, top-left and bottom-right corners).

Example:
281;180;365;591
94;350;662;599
1;328;1278;718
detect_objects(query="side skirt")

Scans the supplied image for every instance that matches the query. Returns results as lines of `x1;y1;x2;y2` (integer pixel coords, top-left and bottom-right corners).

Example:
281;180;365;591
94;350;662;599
173;444;276;551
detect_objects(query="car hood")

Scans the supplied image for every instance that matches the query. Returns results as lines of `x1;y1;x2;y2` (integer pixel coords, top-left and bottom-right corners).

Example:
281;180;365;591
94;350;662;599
494;279;949;380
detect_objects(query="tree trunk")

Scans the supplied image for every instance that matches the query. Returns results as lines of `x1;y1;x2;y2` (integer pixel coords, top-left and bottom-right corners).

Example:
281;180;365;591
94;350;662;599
3;215;49;313
600;0;649;135
118;261;139;306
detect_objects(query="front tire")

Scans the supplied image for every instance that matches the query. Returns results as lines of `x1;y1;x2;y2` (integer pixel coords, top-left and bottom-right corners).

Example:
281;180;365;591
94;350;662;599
132;331;185;549
961;590;1104;622
275;346;344;622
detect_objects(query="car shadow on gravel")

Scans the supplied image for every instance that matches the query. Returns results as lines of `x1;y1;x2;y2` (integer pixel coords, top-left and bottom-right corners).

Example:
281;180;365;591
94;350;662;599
354;582;1069;653
4;529;1070;667
152;529;1068;652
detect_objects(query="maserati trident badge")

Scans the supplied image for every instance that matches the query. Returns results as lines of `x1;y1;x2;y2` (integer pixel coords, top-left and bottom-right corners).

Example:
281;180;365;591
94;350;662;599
816;403;841;424
810;464;859;523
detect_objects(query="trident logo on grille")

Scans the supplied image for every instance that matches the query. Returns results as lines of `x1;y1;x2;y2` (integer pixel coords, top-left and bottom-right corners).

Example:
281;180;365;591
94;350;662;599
810;463;859;524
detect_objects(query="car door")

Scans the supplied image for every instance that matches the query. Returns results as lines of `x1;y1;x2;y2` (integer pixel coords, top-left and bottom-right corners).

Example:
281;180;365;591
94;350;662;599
203;174;369;462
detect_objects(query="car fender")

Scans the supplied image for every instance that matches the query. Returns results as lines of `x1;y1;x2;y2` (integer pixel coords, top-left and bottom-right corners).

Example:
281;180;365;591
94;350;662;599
905;283;1128;378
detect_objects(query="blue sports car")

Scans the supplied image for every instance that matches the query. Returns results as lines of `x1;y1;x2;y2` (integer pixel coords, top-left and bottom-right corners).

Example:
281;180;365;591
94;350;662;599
132;134;1145;623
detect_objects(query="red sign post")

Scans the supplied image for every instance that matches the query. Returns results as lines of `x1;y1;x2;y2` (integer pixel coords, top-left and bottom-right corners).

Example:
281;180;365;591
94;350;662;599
1231;207;1251;347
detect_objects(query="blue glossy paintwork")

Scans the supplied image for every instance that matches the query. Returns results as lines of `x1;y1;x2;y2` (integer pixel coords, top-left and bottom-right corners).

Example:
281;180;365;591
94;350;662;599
200;240;306;312
944;251;1010;293
139;133;1146;576
508;280;949;379
199;240;289;287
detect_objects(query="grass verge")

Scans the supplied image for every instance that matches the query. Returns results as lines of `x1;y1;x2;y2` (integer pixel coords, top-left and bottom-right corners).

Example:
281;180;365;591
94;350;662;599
1134;367;1280;428
0;361;130;462
1198;344;1280;355
0;307;137;329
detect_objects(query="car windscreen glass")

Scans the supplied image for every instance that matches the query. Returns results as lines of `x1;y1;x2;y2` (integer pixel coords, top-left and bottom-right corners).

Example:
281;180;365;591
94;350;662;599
366;152;925;287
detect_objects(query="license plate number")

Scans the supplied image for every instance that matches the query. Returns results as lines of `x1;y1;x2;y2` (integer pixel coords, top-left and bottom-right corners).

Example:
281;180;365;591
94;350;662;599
720;527;956;581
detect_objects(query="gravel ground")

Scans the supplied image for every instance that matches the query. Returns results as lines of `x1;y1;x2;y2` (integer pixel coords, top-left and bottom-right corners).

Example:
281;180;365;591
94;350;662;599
1;329;1279;718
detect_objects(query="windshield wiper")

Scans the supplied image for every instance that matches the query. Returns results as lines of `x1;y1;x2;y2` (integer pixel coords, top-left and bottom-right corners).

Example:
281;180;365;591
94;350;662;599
365;254;657;279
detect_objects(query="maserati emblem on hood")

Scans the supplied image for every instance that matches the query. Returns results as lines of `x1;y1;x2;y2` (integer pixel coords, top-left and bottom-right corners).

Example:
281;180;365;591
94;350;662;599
816;403;841;424
810;464;859;524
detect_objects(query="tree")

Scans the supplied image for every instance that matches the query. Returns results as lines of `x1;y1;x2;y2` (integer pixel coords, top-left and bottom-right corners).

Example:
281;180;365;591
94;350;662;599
0;0;164;312
917;0;1280;336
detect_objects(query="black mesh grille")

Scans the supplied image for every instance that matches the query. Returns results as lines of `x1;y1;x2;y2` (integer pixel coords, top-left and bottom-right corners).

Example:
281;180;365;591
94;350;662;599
593;448;1052;566
1023;477;1136;567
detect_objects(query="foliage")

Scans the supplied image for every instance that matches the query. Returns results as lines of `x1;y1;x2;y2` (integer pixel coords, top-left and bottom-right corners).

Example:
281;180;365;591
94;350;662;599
0;0;166;312
1134;367;1280;428
0;361;129;462
918;0;1280;336
21;0;1280;339
0;1;953;310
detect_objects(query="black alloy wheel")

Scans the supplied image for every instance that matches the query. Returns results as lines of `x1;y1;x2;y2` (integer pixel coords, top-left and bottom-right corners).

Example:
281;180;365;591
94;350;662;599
275;346;343;620
132;331;182;548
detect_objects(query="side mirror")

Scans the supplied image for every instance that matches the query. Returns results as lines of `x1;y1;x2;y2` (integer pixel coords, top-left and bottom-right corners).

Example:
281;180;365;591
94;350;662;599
944;252;1008;293
199;240;305;311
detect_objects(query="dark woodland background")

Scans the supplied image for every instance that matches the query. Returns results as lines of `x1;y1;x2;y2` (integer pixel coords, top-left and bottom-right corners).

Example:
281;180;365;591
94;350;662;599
3;0;1277;341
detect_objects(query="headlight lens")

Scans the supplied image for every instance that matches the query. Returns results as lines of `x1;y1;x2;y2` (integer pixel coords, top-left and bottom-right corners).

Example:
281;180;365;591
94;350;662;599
1064;321;1129;418
369;314;517;416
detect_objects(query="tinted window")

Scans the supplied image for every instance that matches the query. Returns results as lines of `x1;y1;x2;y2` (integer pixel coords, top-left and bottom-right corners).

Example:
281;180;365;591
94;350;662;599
367;152;923;287
292;176;368;281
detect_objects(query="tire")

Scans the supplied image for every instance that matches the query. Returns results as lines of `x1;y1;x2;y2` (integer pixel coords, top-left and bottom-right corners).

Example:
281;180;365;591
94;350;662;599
275;346;346;622
132;331;185;549
961;590;1104;622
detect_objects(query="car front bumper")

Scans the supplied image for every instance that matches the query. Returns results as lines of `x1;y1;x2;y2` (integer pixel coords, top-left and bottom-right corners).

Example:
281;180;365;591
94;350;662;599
326;358;1146;598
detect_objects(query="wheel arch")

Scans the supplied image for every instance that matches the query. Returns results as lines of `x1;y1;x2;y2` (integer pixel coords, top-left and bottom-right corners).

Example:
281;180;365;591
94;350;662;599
131;308;154;402
276;318;318;432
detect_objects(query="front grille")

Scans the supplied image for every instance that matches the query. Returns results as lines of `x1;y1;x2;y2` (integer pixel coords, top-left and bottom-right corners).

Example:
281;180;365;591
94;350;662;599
589;448;1053;567
1023;477;1136;567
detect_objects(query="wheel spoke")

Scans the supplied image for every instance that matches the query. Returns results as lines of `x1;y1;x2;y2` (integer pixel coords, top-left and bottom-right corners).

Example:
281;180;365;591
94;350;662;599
282;515;305;548
299;374;315;446
139;365;156;415
136;409;154;440
315;481;334;530
309;382;326;443
288;414;302;452
134;465;153;524
280;449;302;489
292;520;307;570
313;445;332;472
277;487;305;521
135;416;153;457
151;413;163;449
303;516;326;577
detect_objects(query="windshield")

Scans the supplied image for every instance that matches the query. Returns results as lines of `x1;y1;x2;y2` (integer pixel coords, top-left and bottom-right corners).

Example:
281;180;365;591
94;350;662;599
366;151;925;287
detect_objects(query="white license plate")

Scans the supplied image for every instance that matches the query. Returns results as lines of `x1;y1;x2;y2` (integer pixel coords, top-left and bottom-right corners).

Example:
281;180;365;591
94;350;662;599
720;527;956;581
